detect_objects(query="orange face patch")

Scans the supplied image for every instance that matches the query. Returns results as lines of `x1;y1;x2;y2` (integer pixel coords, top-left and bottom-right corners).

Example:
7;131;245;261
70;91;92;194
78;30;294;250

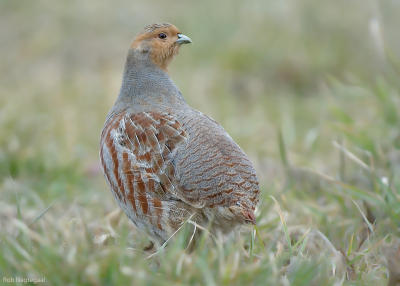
131;24;183;71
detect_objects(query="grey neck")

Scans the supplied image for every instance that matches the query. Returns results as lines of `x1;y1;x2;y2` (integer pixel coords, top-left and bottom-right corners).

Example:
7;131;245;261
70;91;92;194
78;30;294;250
112;49;185;114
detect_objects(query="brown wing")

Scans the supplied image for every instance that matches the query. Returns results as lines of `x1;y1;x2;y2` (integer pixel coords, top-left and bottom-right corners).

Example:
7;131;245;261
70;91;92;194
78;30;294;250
99;110;188;233
100;109;259;219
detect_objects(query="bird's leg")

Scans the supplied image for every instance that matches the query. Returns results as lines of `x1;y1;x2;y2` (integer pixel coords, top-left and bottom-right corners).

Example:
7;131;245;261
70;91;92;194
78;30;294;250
143;241;154;251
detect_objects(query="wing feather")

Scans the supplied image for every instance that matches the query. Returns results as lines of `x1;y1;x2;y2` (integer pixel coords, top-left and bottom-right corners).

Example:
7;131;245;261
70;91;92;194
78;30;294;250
102;109;258;213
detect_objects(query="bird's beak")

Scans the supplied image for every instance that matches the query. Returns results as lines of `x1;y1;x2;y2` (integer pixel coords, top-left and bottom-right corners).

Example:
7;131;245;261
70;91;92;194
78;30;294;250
176;33;192;45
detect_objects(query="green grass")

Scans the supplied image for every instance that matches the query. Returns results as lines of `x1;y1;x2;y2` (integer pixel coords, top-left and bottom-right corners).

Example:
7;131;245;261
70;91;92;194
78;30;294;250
1;0;400;285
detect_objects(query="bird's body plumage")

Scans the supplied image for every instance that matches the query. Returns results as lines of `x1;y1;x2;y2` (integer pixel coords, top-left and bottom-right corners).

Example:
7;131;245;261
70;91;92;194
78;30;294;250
100;23;259;245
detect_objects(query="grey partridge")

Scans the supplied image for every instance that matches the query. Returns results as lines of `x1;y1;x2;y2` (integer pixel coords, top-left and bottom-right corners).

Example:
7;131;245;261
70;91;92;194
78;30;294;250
100;23;260;245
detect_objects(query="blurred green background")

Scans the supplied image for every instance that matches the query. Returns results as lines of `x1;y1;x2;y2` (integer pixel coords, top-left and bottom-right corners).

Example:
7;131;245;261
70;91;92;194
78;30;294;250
1;0;400;285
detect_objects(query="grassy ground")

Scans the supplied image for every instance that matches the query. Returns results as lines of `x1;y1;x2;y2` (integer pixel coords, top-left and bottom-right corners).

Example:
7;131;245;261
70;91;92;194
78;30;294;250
1;0;400;285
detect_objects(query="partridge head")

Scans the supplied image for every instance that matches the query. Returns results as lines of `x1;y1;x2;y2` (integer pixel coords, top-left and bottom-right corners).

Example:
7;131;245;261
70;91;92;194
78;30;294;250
100;23;260;246
130;23;192;71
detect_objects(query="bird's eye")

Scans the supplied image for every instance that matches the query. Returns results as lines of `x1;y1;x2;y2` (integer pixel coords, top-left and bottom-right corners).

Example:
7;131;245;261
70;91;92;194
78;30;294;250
158;33;167;39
